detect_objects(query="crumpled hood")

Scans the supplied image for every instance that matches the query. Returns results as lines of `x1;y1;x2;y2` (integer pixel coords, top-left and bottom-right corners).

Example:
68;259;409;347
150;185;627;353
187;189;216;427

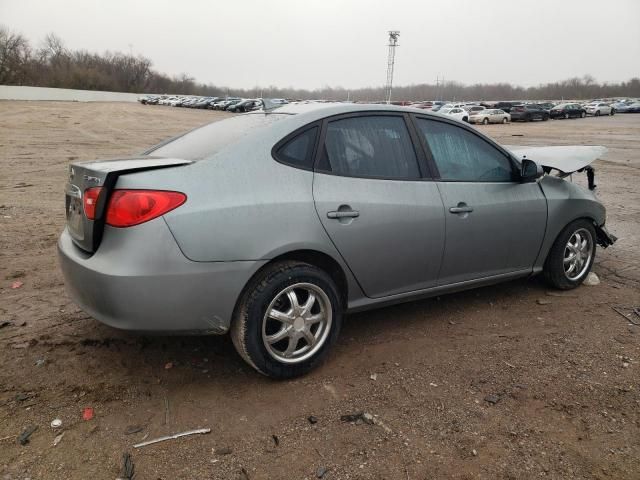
505;145;607;173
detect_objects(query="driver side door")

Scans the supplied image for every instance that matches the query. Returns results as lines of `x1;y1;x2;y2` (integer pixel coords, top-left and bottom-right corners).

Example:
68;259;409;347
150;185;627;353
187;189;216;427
413;116;547;285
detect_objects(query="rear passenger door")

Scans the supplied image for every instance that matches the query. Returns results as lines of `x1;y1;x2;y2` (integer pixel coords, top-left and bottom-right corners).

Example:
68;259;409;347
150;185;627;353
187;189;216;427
312;113;446;298
412;116;547;285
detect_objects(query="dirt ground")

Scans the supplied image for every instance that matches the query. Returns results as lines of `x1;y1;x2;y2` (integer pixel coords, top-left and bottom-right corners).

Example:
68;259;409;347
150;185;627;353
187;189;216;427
1;102;639;480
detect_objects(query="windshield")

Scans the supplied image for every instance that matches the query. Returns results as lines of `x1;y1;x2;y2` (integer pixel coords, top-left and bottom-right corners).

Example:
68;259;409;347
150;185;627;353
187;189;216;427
146;113;286;160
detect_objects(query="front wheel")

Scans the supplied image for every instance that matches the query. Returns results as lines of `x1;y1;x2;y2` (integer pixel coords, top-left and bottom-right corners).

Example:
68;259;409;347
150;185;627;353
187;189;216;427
231;261;343;378
610;109;615;116
482;117;489;125
581;111;586;118
595;110;600;117
502;117;508;124
543;219;596;290
564;112;569;119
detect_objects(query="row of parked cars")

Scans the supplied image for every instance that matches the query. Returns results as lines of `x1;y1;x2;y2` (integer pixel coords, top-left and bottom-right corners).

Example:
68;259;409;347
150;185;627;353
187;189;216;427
403;98;640;125
138;95;289;113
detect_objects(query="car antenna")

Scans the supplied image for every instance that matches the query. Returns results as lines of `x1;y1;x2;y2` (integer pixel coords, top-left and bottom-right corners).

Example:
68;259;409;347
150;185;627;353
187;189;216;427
260;98;282;112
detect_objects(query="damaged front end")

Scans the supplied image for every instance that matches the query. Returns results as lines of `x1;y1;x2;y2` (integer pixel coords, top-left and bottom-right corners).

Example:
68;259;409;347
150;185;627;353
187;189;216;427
508;145;617;248
508;145;606;191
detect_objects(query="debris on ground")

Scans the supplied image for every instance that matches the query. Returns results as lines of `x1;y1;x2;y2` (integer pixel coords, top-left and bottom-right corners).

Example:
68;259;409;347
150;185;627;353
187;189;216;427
472;449;478;457
10;281;23;289
545;291;578;298
611;305;640;326
82;407;94;421
271;434;279;447
340;412;374;425
117;451;135;480
0;321;13;329
18;425;38;445
35;358;45;367
50;418;62;429
584;272;600;286
316;466;328;478
369;373;378;381
214;446;233;455
124;425;143;435
307;415;318;424
15;392;35;402
164;362;174;370
484;394;501;405
536;298;552;305
53;432;64;447
133;428;211;448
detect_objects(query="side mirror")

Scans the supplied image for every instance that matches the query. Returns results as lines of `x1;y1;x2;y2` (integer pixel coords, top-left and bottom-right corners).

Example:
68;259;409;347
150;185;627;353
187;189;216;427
520;158;543;182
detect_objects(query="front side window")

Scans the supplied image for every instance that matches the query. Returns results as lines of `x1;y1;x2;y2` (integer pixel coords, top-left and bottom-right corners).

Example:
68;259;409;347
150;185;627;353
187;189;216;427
415;118;515;182
319;115;420;179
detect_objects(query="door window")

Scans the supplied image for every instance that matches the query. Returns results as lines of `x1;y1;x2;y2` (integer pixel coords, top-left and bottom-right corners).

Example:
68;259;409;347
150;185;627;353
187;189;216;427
415;118;515;182
318;116;420;179
274;126;318;169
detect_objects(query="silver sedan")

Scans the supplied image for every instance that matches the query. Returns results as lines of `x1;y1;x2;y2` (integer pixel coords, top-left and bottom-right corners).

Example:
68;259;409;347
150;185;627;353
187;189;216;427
58;104;615;378
469;108;511;124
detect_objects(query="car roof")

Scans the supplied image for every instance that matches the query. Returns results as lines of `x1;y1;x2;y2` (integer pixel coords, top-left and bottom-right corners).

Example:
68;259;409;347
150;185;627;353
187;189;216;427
262;102;442;118
252;102;449;125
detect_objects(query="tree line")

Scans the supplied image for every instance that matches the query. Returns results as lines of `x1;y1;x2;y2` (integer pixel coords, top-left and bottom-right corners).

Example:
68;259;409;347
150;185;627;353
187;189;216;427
1;26;639;101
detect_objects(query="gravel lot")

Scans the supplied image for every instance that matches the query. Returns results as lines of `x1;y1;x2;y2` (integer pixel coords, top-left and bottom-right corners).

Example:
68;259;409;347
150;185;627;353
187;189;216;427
1;102;639;479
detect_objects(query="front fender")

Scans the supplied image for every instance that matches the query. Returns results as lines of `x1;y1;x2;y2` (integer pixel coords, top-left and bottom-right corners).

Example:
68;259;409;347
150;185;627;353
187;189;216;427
533;175;606;271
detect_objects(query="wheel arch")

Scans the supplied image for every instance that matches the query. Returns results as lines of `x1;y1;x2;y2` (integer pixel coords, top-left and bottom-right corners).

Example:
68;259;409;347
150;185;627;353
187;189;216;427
534;214;602;272
232;249;351;323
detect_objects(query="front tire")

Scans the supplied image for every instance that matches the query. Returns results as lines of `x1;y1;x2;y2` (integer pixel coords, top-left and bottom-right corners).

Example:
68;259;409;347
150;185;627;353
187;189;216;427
482;117;489;125
564;112;569;119
231;261;343;379
595;110;600;117
543;219;596;290
581;111;586;118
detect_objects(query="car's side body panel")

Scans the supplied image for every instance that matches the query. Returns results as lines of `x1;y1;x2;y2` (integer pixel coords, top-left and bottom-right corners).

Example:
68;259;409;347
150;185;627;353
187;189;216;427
435;181;547;284
313;173;446;298
533;175;606;271
58;219;266;334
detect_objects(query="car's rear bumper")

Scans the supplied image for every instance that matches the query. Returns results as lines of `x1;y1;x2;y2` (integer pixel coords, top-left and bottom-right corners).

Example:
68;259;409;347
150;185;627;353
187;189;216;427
58;221;265;334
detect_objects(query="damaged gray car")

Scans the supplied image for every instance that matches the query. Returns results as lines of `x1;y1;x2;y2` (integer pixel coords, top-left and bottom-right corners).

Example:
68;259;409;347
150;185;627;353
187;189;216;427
58;103;616;378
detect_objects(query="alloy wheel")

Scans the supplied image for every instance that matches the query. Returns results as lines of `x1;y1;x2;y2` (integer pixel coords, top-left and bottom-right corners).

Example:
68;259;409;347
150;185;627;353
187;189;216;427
262;283;333;364
563;228;593;281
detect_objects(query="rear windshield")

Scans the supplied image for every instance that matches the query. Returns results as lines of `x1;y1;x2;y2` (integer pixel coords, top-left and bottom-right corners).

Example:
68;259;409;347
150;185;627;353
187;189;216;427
146;113;287;160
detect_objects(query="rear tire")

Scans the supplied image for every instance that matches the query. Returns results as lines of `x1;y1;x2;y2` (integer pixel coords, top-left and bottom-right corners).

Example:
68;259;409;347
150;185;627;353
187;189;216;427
610;109;615;116
502;117;508;124
230;261;343;379
595;110;600;117
482;118;489;125
462;117;469;123
564;112;569;119
543;219;596;290
581;111;586;118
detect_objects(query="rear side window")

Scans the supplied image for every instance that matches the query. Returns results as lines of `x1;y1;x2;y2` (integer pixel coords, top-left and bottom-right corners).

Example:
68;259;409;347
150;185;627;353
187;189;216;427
415;118;515;182
274;127;318;169
147;113;285;161
319;115;420;179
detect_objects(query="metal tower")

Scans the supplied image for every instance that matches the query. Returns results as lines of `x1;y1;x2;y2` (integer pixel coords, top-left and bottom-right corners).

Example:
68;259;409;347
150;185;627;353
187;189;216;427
385;31;400;104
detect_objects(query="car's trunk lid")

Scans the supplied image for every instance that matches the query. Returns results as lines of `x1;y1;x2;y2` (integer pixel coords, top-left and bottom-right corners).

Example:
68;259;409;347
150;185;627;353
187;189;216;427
65;156;192;253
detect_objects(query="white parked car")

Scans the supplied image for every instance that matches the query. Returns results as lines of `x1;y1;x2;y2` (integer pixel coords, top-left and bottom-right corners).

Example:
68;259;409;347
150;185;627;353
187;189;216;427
585;102;613;116
439;107;469;122
469;109;511;125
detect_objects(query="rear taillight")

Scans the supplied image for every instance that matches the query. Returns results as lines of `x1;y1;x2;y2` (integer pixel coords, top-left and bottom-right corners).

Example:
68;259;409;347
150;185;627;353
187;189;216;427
83;187;103;220
105;190;186;228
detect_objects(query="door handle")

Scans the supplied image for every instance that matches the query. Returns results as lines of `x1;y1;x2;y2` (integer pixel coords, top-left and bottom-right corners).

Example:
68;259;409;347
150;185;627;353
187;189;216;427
327;210;360;219
449;204;474;214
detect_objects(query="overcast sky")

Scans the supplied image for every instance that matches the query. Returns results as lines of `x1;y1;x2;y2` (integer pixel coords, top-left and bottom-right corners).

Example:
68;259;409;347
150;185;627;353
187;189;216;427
2;0;639;90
